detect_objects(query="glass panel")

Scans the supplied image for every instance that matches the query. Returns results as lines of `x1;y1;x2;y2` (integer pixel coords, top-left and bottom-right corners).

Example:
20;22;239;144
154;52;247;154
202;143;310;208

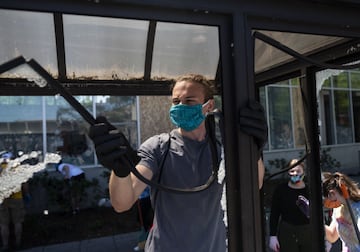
254;30;345;74
290;78;300;86
333;72;349;88
322;77;331;88
334;90;353;144
351;71;360;89
0;9;58;78
152;22;219;80
63;15;148;80
0;96;43;155
95;96;138;148
0;95;138;166
46;95;94;165
316;69;346;90
268;86;293;150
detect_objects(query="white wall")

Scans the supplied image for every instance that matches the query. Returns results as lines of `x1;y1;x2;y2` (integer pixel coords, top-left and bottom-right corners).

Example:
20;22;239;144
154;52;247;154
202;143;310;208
263;143;360;175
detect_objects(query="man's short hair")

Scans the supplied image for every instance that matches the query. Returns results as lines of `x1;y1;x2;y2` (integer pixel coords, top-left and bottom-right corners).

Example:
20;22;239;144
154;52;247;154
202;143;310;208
172;74;216;101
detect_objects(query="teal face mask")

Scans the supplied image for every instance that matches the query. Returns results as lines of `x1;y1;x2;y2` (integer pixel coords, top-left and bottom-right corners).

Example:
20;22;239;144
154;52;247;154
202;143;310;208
169;101;209;131
290;174;304;184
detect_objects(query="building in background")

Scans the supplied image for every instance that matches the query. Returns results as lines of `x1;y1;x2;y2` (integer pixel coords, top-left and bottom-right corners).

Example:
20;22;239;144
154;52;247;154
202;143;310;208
261;68;360;175
1;70;360;175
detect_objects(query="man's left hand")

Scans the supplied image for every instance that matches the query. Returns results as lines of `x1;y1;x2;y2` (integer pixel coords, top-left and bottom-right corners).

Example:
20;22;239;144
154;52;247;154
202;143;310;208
239;100;268;150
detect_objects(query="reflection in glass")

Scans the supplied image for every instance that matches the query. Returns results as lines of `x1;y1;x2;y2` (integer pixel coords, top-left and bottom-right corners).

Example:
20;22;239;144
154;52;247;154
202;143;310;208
0;95;138;167
334;90;353;144
46;96;93;165
0;9;58;78
322;78;331;88
63;15;148;80
152;22;219;79
0;96;43;155
317;68;360;145
95;96;137;149
333;73;349;88
350;71;360;89
268;86;293;150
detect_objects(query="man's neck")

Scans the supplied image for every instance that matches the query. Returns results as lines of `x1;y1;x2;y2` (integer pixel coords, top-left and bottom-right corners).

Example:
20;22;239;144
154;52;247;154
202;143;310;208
179;123;206;141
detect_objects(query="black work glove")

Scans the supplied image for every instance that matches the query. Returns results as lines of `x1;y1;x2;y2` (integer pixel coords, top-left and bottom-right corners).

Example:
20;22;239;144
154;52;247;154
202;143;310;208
296;195;310;219
88;116;140;177
239;100;268;150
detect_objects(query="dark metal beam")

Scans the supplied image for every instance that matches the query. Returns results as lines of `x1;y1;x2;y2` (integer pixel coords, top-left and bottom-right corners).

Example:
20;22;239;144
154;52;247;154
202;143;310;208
248;14;360;39
1;0;360;37
0;79;173;96
301;67;325;252
0;0;227;27
53;13;67;80
144;21;156;80
243;0;360;38
222;10;263;251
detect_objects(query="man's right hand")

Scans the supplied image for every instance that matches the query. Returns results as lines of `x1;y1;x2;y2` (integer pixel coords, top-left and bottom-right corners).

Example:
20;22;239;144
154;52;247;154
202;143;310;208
88;117;139;177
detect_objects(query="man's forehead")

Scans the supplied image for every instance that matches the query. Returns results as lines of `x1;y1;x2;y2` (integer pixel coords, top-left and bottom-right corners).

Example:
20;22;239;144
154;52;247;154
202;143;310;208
172;81;204;95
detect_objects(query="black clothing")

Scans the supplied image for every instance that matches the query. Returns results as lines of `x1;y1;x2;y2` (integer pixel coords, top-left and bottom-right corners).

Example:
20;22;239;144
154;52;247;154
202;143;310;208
269;183;309;236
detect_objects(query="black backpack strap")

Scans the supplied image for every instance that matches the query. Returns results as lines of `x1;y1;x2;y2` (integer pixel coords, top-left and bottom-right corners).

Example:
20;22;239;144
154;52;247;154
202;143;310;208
152;133;171;209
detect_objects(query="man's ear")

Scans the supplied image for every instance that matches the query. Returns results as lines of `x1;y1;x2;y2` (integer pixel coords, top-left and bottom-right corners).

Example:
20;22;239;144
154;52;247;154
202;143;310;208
208;98;215;112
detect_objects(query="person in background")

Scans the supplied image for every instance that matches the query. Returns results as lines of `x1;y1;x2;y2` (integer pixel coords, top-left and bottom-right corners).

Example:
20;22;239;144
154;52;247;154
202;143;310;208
0;153;29;251
322;172;360;252
56;160;86;215
89;73;268;251
276;121;293;149
134;186;153;251
269;159;311;252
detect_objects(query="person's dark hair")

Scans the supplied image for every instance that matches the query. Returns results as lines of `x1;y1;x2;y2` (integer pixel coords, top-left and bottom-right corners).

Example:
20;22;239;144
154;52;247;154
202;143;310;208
171;74;216;101
322;172;360;202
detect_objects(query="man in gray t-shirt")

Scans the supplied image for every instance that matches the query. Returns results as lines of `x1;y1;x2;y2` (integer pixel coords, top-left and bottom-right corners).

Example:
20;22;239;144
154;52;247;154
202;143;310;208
89;74;267;251
138;129;226;251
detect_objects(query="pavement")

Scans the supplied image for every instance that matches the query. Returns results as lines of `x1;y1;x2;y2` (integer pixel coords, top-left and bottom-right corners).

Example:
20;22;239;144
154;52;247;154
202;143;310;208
18;232;140;252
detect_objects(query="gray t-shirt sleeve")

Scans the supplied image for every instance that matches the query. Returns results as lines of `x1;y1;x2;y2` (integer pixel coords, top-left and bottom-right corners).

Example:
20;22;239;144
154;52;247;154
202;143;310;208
137;133;169;176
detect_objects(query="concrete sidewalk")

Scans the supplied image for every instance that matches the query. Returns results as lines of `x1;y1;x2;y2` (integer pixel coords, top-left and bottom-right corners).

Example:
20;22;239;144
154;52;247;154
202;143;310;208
18;232;139;252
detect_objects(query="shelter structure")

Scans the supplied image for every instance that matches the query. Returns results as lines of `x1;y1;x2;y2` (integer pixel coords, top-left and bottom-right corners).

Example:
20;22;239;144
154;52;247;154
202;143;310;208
1;1;360;251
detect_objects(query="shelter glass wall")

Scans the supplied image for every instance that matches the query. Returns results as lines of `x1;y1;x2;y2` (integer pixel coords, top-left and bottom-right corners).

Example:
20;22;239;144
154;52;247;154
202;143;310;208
0;95;137;167
260;78;305;151
63;15;148;80
0;9;220;81
319;68;360;145
262;68;360;153
0;96;43;154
